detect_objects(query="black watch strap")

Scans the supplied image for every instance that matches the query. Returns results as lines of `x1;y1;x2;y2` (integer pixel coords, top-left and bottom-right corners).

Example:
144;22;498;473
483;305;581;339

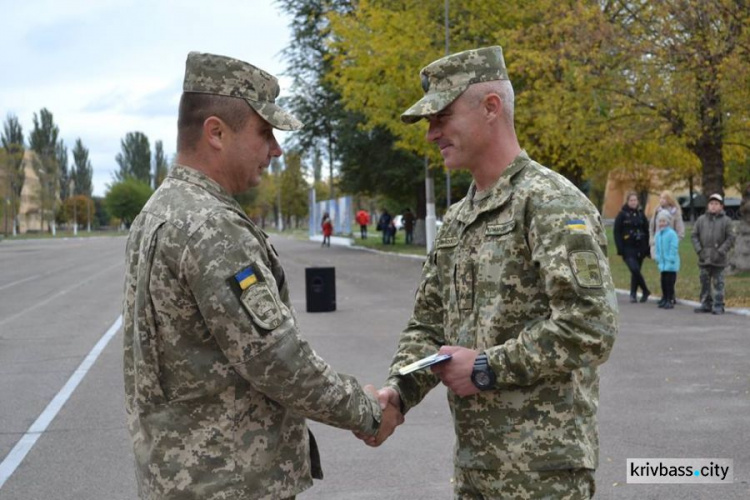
471;353;497;390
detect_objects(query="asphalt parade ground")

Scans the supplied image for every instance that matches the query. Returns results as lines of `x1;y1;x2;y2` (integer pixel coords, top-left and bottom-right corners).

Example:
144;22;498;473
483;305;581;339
0;235;747;499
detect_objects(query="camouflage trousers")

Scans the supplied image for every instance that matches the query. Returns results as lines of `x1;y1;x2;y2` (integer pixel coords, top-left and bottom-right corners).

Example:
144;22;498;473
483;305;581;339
453;467;595;499
699;265;726;310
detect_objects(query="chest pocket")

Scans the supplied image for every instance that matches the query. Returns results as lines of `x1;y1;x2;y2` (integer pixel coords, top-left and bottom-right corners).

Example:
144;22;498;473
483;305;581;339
435;236;460;309
477;218;534;296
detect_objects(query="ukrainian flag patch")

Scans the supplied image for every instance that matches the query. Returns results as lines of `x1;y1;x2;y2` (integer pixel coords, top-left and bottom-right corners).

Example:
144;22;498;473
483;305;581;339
566;219;587;232
235;266;258;290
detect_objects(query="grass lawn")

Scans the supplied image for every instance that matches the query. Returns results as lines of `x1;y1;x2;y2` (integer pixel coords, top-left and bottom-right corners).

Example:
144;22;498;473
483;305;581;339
605;226;750;308
0;229;126;241
261;224;750;308
350;228;428;256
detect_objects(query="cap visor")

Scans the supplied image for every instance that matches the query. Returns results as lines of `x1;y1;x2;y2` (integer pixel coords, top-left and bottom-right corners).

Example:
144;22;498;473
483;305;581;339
400;88;465;124
247;100;303;131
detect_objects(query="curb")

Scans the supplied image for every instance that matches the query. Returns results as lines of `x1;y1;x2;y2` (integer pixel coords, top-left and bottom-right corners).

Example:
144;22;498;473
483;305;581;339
298;234;750;318
614;289;750;317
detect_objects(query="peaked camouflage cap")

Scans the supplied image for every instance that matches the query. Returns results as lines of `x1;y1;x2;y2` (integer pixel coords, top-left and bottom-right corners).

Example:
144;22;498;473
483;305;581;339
183;51;302;131
401;46;509;124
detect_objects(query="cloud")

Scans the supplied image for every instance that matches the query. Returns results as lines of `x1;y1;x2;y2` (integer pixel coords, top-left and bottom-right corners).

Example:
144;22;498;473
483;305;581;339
0;0;296;197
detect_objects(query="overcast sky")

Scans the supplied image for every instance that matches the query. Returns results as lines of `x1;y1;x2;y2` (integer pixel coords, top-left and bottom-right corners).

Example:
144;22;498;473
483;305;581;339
0;0;295;196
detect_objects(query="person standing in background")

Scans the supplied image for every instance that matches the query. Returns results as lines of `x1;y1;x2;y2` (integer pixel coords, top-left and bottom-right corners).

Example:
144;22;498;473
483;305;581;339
378;209;392;245
654;211;680;309
402;208;416;244
649;191;684;304
649;191;685;257
614;192;651;303
356;209;370;239
322;212;333;247
692;193;736;315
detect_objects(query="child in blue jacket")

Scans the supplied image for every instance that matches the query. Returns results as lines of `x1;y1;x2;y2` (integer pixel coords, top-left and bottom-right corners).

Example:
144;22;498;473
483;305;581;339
654;211;680;309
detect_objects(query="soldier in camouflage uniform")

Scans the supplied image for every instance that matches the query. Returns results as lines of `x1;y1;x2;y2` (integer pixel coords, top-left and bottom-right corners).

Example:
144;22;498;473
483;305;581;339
366;46;618;498
123;52;402;500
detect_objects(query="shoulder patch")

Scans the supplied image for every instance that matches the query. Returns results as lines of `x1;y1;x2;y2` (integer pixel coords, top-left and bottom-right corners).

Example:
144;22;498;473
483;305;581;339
565;219;587;232
233;263;285;330
240;283;284;330
235;266;258;290
569;250;603;288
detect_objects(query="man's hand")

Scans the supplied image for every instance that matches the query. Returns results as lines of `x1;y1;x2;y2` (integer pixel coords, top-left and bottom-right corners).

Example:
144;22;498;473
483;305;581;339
354;386;404;447
430;346;481;397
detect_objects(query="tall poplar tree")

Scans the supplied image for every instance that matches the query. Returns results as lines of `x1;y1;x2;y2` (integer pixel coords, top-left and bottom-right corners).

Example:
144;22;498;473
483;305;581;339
115;131;151;185
72;138;93;196
56;140;69;200
153;140;169;189
1;114;25;234
29;108;60;232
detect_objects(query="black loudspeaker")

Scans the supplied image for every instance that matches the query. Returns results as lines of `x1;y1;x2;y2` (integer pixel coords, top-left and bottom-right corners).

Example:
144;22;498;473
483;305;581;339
305;267;336;313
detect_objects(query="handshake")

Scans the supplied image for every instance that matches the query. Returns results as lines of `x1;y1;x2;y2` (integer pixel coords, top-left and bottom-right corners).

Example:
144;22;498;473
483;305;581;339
354;385;404;447
353;346;482;447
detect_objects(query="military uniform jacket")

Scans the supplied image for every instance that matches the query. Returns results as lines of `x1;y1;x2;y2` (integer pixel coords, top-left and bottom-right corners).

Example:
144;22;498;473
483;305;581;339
386;151;618;472
123;165;381;500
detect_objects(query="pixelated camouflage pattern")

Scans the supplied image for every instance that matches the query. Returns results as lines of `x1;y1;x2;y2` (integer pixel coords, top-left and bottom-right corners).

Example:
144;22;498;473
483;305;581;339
453;467;595;499
385;151;618;472
401;46;509;124
123;164;381;500
699;265;726;310
183;51;302;131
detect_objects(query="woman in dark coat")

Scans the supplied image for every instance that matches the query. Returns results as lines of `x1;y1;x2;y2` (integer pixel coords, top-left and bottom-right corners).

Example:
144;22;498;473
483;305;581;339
614;192;651;302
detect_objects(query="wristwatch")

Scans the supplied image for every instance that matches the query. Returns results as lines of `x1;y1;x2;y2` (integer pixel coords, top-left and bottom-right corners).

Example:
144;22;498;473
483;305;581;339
470;353;496;391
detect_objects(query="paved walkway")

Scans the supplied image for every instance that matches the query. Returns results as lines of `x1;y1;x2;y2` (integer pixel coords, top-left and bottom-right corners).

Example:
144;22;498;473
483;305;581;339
0;235;747;499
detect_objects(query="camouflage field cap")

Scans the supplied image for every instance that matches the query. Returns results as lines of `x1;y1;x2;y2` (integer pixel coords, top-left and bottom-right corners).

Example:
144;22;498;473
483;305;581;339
401;46;509;124
183;52;302;131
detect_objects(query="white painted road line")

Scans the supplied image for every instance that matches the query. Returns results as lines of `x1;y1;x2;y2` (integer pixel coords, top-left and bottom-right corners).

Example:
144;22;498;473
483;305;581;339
0;315;123;490
0;275;39;292
0;262;121;329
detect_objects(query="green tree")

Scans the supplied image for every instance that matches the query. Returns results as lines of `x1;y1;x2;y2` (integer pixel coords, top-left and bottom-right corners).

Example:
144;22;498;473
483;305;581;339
153;140;169;189
56;140;69;200
71;138;93;196
280;152;309;227
93;196;110;228
589;0;750;198
726;155;750;195
115;132;151;184
1;114;25;235
105;177;153;227
278;0;354;201
327;0;750;202
235;172;280;228
29;108;60;232
277;0;443;218
61;195;94;227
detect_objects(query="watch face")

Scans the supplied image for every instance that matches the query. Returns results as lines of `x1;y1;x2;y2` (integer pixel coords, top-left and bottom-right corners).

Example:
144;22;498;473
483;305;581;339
475;371;490;387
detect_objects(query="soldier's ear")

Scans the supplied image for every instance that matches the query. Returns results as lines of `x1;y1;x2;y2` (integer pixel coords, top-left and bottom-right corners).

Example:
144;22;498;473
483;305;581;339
203;116;226;151
483;93;502;121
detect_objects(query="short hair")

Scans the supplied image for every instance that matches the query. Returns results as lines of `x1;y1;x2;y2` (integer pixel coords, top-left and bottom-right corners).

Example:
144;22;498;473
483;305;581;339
177;93;252;152
465;80;515;123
